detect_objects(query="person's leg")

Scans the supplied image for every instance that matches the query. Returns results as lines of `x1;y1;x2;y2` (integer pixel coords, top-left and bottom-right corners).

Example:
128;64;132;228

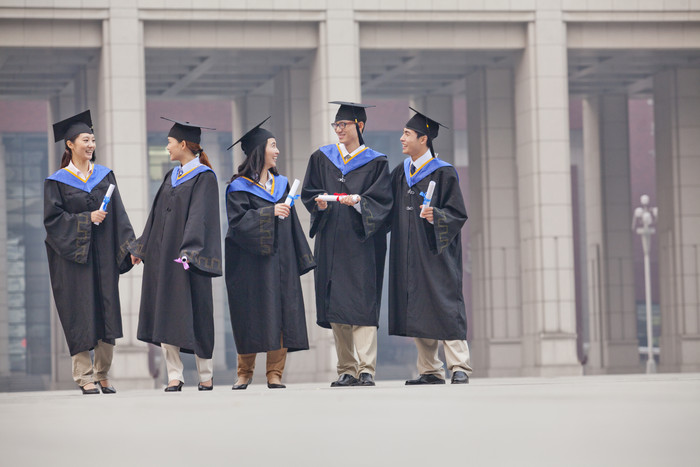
330;323;359;377
235;353;256;385
405;338;445;384
72;350;95;389
93;340;115;390
353;326;377;383
195;354;214;386
443;340;472;383
266;348;288;385
161;343;184;386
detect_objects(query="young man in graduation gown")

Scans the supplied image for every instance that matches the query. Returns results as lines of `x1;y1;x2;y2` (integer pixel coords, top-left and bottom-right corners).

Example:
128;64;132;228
130;118;222;392
225;118;316;389
301;101;392;387
44;110;135;394
388;107;473;385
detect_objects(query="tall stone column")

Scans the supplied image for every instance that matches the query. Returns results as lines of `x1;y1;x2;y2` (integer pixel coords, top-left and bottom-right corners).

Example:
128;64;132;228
514;8;581;376
654;69;700;373
583;95;640;374
98;6;152;388
411;95;455;164
0;140;8;377
467;68;522;377
308;5;362;381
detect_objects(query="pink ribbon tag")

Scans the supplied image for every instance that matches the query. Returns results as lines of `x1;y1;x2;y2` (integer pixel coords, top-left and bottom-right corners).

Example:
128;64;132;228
174;257;189;270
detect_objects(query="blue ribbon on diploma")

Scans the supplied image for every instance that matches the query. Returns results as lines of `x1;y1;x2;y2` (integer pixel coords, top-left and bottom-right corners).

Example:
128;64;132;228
286;194;300;207
420;191;431;206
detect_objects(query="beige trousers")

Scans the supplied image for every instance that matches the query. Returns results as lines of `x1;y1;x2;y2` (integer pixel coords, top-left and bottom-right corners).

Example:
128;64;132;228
161;343;213;383
330;323;377;377
415;338;473;379
72;340;114;387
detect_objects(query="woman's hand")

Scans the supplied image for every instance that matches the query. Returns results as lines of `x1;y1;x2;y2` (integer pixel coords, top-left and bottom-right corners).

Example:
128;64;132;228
419;206;434;223
339;194;360;206
91;210;107;223
130;254;142;265
274;204;291;218
315;193;328;211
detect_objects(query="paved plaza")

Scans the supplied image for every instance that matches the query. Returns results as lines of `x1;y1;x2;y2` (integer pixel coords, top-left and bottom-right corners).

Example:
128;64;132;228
1;373;698;466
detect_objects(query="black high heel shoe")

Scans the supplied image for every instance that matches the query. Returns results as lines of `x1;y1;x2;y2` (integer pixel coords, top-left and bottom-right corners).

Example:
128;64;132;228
164;381;184;392
97;381;117;394
267;382;286;389
231;379;250;390
80;383;100;395
198;379;214;391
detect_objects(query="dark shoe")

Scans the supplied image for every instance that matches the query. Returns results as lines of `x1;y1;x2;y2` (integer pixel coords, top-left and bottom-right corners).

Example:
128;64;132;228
357;373;375;386
198;380;214;391
405;374;446;385
267;382;286;389
451;371;469;384
232;379;250;390
80;384;100;395
330;374;359;387
164;381;184;392
97;381;116;394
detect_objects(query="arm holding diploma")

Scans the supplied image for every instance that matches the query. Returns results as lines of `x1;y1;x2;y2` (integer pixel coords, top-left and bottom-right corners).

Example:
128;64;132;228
279;179;300;219
419;181;436;224
93;183;115;225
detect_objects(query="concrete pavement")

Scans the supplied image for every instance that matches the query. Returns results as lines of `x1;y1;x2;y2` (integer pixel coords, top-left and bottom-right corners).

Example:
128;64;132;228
1;373;698;467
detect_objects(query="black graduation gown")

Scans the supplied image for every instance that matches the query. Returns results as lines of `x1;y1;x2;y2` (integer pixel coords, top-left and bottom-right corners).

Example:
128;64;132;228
388;160;468;340
301;145;392;329
225;176;316;355
44;167;135;356
130;167;222;359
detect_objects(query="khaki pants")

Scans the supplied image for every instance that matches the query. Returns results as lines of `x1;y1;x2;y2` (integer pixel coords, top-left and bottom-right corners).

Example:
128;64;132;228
330;323;377;377
72;340;114;387
415;338;473;379
237;335;287;382
161;343;213;383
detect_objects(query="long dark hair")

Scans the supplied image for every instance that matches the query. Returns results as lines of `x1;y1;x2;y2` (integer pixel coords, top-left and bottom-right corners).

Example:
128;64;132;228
59;133;96;168
176;140;212;169
230;139;278;183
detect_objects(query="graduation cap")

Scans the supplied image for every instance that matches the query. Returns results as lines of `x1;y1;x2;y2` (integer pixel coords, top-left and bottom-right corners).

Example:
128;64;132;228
162;117;215;145
227;116;274;154
406;107;449;156
330;101;375;145
52;110;93;142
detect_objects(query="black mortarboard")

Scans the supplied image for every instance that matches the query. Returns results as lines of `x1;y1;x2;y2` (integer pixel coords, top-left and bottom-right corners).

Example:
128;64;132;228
405;107;449;140
162;117;215;145
227;116;274;154
330;101;375;123
52;110;93;142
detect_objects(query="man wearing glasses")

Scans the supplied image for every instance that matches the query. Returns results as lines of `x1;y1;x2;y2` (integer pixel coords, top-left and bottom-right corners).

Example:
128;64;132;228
301;101;392;387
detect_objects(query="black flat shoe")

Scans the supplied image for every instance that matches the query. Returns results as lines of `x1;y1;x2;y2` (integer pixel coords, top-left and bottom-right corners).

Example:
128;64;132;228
451;371;469;384
405;374;446;385
97;381;116;394
164;381;184;392
357;373;376;386
198;381;214;391
267;382;286;389
330;374;359;387
80;384;100;395
232;380;250;390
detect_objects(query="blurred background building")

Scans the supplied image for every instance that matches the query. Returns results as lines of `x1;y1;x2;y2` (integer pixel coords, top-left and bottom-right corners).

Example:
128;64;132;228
0;0;698;391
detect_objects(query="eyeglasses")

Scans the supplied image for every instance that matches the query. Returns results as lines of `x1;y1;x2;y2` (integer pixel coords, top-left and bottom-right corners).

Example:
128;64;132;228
330;121;354;131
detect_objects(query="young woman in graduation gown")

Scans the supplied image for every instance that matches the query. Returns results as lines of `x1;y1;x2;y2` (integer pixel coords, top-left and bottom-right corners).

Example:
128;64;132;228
129;118;222;392
225;118;315;390
44;110;135;394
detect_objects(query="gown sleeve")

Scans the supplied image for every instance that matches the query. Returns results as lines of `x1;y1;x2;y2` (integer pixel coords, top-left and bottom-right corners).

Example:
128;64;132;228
349;158;393;241
128;170;168;262
43;179;92;264
290;204;316;275
423;168;468;255
301;151;330;238
106;172;136;274
179;171;222;277
226;189;277;256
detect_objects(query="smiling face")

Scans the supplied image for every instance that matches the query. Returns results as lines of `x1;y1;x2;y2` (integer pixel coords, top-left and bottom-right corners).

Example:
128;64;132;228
263;138;279;172
67;133;96;164
333;120;363;148
166;136;186;163
400;128;427;159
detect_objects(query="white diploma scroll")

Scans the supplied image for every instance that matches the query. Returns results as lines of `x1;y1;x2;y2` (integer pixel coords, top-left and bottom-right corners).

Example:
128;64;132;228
280;178;301;219
420;181;436;217
94;184;115;225
316;194;360;203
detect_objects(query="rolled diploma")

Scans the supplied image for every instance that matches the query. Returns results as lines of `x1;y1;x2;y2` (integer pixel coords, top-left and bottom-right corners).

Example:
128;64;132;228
420;181;436;216
94;184;115;225
280;178;300;219
316;194;360;203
